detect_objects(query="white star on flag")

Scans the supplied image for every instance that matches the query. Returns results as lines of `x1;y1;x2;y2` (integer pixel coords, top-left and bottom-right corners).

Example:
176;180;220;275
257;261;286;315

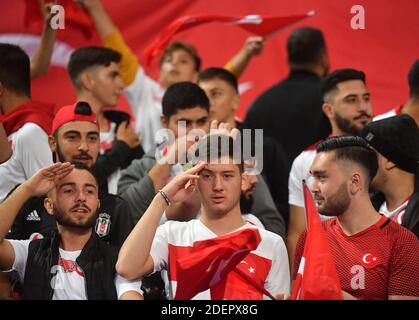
248;267;255;274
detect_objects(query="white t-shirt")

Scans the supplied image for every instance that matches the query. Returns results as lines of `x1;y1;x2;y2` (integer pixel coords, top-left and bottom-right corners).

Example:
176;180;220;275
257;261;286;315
288;148;330;220
7;239;142;300
373;105;402;122
99;124;121;195
150;219;290;300
378;199;410;225
288;149;317;208
0;123;52;202
125;68;165;153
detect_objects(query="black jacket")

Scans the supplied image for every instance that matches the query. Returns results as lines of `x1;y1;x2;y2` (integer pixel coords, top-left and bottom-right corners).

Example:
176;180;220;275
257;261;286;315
22;231;118;300
245;70;331;166
7;192;134;249
236;122;290;225
371;192;419;238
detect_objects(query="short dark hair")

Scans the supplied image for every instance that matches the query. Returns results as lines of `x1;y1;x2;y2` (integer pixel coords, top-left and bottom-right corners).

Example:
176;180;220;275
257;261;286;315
408;59;419;98
316;136;378;184
287;27;326;67
321;68;366;100
71;161;99;188
198;67;238;92
0;43;30;96
194;134;243;172
160;41;201;72
68;46;121;90
162;82;210;119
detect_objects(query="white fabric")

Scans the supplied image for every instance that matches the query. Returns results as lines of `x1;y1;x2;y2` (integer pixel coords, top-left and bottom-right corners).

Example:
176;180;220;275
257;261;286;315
378;199;409;225
7;239;142;300
0;123;52;202
99;124;121;195
150;219;290;300
125;68;165;152
373;108;397;121
288;149;317;208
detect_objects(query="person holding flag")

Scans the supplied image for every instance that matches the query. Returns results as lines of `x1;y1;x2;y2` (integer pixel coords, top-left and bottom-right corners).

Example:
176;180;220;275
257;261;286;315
74;0;286;152
294;136;419;300
117;134;290;300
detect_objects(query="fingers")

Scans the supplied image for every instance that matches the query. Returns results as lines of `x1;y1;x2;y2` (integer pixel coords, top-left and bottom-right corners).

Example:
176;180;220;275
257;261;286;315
184;161;206;175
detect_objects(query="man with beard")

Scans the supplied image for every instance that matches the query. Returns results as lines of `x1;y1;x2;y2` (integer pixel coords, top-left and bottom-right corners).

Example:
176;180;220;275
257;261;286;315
117;134;290;300
294;136;419;300
7;102;134;249
287;68;373;269
0;162;142;299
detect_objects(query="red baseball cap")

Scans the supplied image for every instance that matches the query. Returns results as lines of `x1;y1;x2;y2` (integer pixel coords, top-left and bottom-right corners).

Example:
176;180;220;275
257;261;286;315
51;101;98;134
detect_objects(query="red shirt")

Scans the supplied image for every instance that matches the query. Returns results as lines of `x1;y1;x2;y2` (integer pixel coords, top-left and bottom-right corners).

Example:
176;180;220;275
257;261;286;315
295;215;419;300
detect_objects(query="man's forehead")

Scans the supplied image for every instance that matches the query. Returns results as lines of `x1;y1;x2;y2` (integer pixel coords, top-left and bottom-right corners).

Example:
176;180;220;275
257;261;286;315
311;152;335;171
56;169;97;187
59;121;99;135
336;79;368;96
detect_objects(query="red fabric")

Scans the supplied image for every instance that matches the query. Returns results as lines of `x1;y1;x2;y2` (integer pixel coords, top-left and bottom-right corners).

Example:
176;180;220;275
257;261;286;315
291;182;342;300
24;0;94;38
144;13;312;65
295;215;419;299
1;1;418;119
169;227;262;300
2;101;54;136
51;102;98;134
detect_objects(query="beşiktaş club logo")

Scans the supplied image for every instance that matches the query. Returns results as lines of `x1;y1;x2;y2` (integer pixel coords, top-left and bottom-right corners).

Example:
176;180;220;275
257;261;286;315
95;213;111;237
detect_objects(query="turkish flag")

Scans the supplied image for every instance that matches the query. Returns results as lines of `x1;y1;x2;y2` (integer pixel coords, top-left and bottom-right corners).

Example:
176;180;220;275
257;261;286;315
24;0;94;38
144;12;313;65
171;227;262;300
291;181;342;300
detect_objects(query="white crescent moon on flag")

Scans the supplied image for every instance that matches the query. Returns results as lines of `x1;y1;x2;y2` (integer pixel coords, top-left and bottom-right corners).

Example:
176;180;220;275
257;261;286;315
362;253;372;264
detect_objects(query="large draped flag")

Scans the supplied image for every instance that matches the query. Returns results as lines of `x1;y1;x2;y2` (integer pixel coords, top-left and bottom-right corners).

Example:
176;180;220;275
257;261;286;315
291;181;342;300
144;11;314;65
24;0;94;38
171;227;271;300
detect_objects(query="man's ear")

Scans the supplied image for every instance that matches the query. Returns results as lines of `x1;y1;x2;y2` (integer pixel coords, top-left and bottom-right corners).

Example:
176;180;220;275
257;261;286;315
79;72;94;91
231;93;240;111
349;172;363;194
48;135;57;153
384;159;396;171
44;197;54;215
160;115;167;128
322;103;333;120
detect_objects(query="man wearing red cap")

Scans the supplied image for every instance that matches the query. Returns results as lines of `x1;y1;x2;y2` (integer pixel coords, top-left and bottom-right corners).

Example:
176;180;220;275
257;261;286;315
8;101;134;246
0;44;54;203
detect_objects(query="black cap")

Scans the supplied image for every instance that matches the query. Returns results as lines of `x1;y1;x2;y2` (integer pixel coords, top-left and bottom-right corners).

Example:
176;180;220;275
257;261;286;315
361;114;419;173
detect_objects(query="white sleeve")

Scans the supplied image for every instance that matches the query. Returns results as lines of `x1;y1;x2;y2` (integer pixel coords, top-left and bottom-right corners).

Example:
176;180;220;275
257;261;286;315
6;239;31;283
264;237;290;299
19;124;52;179
114;274;143;299
124;67;160;117
149;222;169;273
288;153;306;208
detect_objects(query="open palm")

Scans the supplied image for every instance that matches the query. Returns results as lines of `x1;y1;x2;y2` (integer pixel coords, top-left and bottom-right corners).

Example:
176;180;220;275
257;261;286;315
23;162;74;196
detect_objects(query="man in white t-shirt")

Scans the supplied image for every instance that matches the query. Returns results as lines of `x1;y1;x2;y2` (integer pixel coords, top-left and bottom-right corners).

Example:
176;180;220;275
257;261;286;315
0;44;54;203
117;134;290;300
287;68;373;269
0;162;142;300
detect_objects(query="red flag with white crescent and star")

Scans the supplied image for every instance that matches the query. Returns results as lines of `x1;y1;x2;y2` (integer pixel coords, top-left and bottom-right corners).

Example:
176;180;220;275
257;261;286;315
291;181;342;300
